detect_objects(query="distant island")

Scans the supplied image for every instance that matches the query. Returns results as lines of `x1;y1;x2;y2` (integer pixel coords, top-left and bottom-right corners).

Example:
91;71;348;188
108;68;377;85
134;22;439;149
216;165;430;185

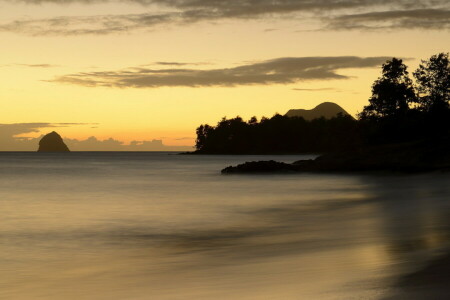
192;53;449;173
37;131;70;152
285;102;352;120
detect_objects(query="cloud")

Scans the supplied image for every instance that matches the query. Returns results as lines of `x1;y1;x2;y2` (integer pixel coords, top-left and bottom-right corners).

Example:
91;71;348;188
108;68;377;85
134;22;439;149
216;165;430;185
153;61;210;66
155;62;191;66
0;0;448;35
51;56;391;88
0;122;93;134
0;63;60;68
139;61;211;67
292;87;341;92
323;9;450;30
8;0;448;12
0;123;193;151
64;136;191;151
0;123;94;151
16;63;60;68
0;13;176;36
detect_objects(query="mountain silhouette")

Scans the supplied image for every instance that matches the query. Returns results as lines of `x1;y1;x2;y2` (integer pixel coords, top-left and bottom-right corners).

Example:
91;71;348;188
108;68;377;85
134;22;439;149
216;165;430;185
37;131;70;152
285;102;352;120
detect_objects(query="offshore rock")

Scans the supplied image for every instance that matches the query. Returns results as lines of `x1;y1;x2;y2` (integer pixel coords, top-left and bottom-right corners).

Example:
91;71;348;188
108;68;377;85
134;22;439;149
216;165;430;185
37;131;70;152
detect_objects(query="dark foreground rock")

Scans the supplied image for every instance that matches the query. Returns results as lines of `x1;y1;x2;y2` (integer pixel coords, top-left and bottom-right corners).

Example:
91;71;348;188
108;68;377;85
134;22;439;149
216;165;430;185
37;131;70;152
221;160;300;173
221;138;450;174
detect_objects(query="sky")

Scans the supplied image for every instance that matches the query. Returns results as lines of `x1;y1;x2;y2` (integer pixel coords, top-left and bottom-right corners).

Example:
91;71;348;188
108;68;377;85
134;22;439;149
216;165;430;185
0;0;449;150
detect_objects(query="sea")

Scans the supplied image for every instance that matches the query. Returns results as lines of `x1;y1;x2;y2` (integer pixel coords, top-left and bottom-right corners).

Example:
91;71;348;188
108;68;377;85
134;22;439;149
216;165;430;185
1;152;450;299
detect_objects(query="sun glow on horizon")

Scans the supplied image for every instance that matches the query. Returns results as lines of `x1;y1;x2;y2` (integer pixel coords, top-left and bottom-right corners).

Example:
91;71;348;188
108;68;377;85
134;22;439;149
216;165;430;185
1;0;448;150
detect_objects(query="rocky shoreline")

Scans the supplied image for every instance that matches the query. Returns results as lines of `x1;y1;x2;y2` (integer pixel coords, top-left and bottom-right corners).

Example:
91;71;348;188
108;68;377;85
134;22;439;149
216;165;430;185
222;138;450;174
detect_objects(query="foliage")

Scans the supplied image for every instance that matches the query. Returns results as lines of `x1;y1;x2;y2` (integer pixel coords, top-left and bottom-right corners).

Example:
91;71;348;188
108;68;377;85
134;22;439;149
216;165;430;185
195;114;359;154
413;52;450;113
194;53;450;154
358;58;416;120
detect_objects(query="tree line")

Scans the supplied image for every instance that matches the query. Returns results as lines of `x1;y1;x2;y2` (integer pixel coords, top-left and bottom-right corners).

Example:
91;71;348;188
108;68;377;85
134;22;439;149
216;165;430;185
195;53;449;154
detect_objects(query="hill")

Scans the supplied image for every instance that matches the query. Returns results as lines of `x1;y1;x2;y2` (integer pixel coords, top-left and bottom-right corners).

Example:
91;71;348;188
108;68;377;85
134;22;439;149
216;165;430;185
285;102;353;120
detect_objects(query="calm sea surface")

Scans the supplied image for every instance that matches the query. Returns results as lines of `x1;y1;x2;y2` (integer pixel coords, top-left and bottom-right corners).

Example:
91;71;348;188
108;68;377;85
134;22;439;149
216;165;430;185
1;152;450;299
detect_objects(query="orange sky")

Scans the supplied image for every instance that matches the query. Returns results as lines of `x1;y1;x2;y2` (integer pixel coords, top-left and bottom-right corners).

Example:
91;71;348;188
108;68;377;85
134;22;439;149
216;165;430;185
0;0;449;149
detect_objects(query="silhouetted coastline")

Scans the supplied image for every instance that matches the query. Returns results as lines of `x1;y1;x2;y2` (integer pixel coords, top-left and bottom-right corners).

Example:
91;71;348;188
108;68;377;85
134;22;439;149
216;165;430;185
208;53;450;173
193;112;358;155
222;137;450;174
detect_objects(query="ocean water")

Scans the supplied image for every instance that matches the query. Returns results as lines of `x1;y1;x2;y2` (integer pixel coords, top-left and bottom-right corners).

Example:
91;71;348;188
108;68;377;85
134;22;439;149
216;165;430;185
1;152;450;299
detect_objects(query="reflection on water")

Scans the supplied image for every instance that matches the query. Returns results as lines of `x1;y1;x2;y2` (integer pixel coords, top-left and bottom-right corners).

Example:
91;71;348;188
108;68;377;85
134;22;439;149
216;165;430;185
1;152;450;299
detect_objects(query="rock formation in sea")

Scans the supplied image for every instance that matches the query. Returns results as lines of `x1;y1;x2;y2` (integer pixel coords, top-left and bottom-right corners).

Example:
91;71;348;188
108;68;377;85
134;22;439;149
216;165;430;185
285;102;353;120
37;131;70;152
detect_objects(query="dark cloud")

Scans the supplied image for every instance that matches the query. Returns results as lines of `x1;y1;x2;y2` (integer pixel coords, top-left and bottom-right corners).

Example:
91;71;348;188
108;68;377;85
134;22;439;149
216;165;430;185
324;9;450;30
0;13;176;36
0;122;93;134
155;62;191;66
264;28;279;32
51;56;391;88
0;0;448;35
8;0;447;11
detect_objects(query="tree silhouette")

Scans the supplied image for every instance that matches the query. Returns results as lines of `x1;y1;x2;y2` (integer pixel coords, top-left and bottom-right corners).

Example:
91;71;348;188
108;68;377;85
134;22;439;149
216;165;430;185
413;52;450;113
248;116;258;125
194;54;449;154
195;124;213;150
194;113;358;154
359;58;416;120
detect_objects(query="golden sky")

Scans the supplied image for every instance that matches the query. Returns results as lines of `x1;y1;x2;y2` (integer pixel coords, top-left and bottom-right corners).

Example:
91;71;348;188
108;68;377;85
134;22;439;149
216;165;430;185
0;0;449;150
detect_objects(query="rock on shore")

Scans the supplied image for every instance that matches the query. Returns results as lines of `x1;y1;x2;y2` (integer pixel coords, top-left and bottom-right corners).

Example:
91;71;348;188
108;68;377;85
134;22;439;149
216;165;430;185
221;138;450;174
